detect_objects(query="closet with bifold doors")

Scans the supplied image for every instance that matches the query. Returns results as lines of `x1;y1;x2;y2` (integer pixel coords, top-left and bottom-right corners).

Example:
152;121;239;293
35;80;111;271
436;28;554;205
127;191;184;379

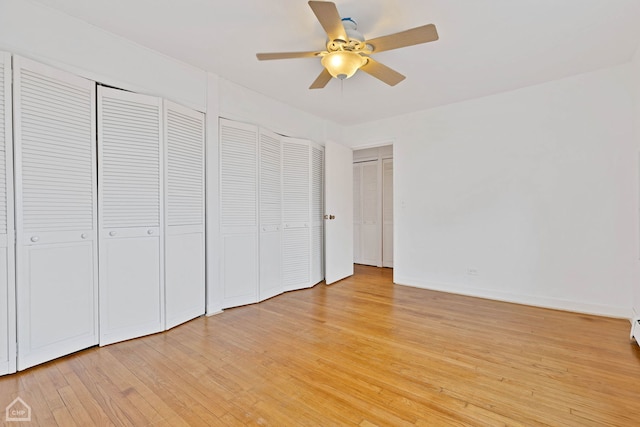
98;87;206;345
219;118;324;309
1;54;206;375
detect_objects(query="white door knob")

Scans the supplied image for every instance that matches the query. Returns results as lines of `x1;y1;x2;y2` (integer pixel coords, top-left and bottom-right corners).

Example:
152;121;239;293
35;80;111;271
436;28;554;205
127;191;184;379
81;233;88;239
30;236;39;242
147;229;154;235
109;231;117;237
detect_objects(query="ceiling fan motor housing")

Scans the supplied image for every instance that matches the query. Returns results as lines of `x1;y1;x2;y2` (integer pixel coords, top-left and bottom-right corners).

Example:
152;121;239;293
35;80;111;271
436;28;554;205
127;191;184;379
342;18;364;41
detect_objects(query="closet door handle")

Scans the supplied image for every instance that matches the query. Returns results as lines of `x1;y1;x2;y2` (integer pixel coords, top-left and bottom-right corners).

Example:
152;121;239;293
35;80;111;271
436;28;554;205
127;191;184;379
81;233;88;239
109;231;117;237
30;236;39;243
147;229;154;235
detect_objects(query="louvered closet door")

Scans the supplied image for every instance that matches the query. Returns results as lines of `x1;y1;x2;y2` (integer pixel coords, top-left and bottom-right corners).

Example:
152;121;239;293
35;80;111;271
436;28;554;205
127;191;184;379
382;159;393;268
282;137;311;291
259;129;282;301
310;143;324;285
220;118;258;308
0;52;15;376
353;163;362;264
164;101;205;329
13;57;98;370
98;87;163;346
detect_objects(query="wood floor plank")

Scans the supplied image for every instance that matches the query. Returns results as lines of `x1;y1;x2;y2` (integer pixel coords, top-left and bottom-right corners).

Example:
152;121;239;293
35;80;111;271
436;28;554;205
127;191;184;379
1;265;639;425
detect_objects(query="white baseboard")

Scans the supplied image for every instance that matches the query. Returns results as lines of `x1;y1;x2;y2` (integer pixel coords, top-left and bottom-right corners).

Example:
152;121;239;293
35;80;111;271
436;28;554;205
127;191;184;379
631;317;640;344
394;275;632;319
205;305;223;316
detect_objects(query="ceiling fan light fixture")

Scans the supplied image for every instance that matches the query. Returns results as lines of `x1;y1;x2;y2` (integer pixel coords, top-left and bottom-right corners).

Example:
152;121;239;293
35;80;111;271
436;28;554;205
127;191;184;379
256;1;439;89
321;51;366;80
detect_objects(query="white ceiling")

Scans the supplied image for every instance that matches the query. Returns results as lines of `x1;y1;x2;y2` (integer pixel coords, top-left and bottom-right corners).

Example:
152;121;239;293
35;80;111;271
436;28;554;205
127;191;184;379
31;0;640;125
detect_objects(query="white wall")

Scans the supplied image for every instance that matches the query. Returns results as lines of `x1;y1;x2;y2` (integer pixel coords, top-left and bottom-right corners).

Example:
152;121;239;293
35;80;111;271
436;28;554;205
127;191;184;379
206;73;222;314
346;64;639;318
0;0;207;111
633;45;640;320
218;78;341;143
353;145;393;162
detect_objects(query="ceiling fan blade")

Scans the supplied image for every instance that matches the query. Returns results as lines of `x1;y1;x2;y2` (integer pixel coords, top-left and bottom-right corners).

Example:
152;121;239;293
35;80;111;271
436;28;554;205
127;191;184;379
360;58;406;86
365;24;438;53
309;68;332;89
308;1;347;42
256;51;322;60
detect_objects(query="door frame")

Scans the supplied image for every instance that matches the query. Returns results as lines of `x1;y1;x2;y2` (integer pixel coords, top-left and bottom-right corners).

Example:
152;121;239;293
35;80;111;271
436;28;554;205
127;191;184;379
351;142;394;269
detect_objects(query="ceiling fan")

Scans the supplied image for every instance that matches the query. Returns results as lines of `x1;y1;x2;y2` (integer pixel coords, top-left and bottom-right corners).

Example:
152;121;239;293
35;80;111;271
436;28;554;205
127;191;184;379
256;1;439;89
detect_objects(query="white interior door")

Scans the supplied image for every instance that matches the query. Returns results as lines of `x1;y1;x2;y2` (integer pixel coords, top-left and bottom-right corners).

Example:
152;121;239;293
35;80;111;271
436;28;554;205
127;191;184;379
164;101;205;329
324;141;353;284
0;52;15;376
219;119;258;308
259;129;282;301
14;57;98;369
98;86;164;346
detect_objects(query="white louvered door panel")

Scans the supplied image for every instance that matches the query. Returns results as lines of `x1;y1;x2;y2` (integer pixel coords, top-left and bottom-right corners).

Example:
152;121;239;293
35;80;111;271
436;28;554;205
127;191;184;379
353;164;362;264
0;52;15;376
98;86;164;345
360;161;380;266
311;143;324;285
282;138;311;291
13;57;98;370
164;101;205;329
259;129;282;301
220;118;258;308
382;159;393;268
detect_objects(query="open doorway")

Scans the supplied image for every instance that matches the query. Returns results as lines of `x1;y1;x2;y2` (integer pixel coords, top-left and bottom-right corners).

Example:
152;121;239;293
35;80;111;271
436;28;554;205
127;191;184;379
353;145;393;268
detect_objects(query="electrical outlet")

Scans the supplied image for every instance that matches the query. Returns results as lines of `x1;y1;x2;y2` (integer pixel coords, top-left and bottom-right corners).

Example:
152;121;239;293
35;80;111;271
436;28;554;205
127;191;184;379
467;268;478;276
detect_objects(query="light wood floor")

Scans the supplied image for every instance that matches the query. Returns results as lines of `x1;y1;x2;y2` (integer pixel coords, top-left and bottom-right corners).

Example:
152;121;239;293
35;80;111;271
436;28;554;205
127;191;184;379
2;265;640;426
